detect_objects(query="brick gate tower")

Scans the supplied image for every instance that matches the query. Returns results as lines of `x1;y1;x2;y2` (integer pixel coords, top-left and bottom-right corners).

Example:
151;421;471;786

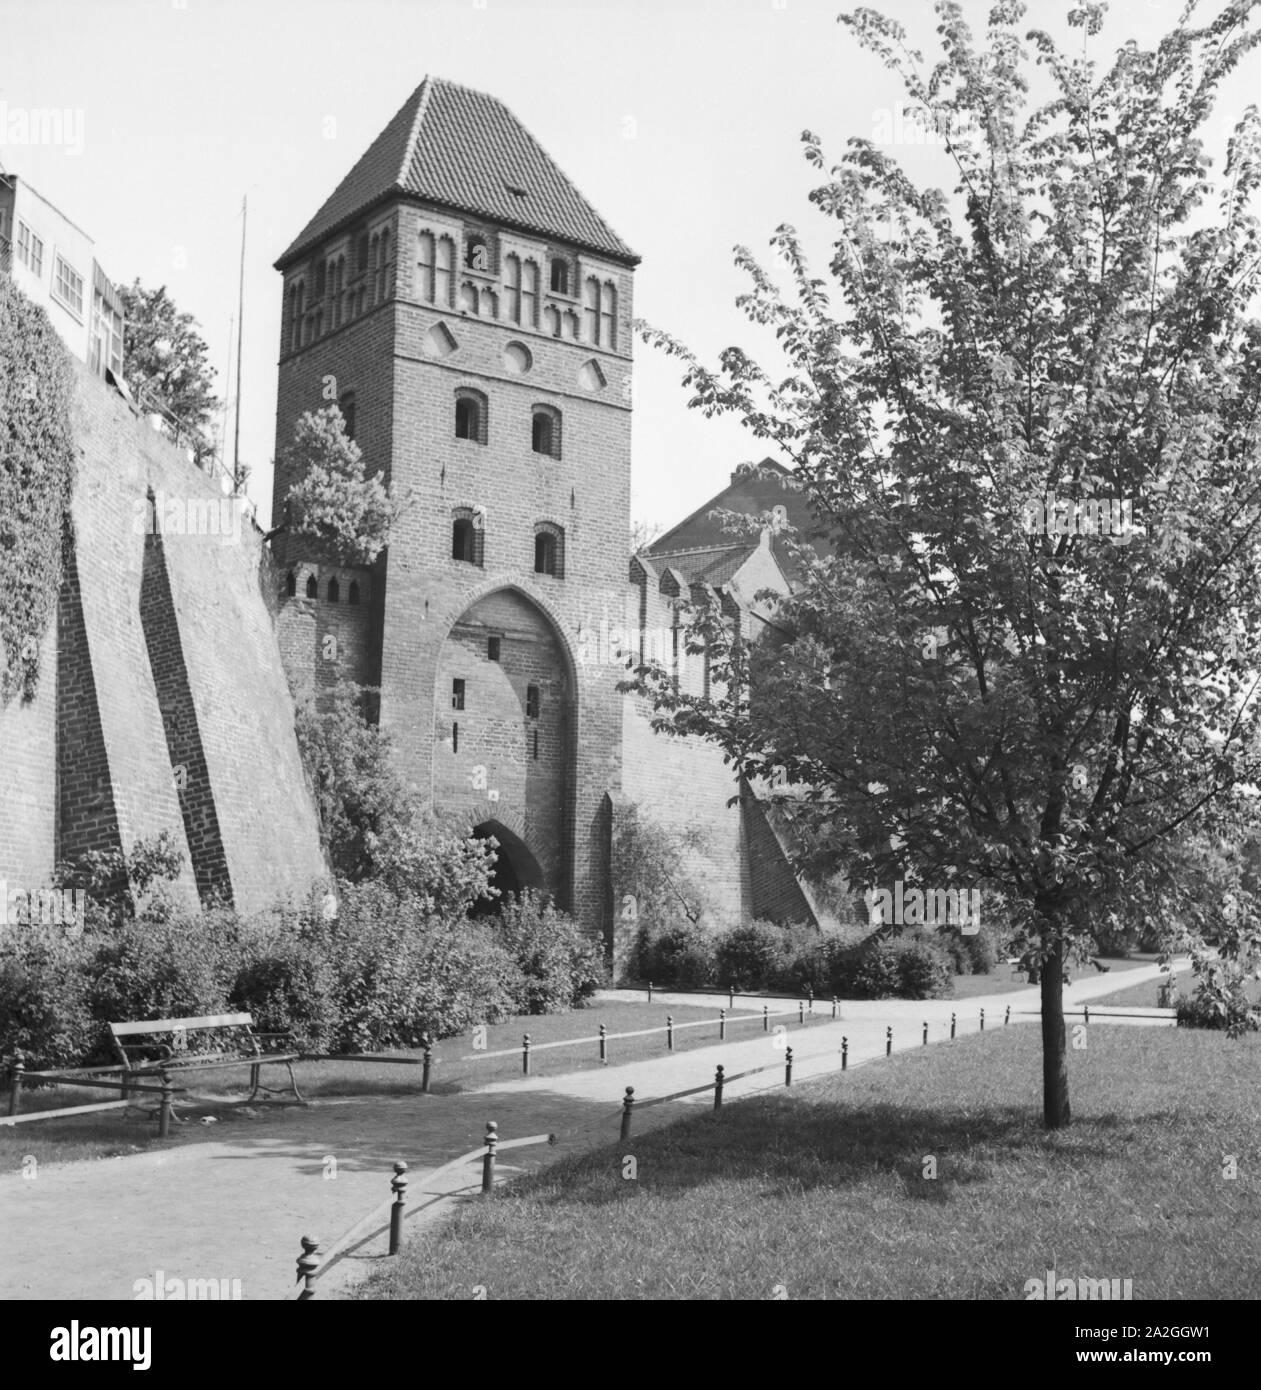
271;77;638;941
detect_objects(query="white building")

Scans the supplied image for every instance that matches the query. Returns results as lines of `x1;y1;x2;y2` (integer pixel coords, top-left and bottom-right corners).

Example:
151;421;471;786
0;171;124;378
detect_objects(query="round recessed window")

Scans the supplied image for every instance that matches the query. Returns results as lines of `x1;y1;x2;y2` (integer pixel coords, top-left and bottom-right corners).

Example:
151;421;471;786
503;341;533;374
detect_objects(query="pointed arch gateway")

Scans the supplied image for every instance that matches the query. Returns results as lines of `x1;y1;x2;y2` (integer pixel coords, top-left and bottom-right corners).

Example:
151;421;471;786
433;585;577;910
470;819;546;916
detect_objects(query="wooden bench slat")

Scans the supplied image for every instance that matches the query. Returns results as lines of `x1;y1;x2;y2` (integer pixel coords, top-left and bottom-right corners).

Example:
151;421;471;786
108;1013;255;1036
133;1054;299;1072
97;1013;303;1106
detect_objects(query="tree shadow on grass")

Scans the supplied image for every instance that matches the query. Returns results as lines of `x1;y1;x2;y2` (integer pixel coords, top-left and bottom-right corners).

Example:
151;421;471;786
505;1094;1188;1210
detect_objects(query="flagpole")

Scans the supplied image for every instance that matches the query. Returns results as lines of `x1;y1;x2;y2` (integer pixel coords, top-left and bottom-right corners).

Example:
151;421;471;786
233;196;246;494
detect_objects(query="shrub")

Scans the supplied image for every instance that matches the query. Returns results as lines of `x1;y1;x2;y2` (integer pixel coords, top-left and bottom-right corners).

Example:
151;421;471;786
714;922;787;990
295;682;416;884
637;925;716;989
371;810;496;916
84;907;240;1055
964;927;999;975
823;930;954;1000
491;891;607;1013
1176;971;1260;1035
0;928;94;1067
937;925;1000;976
55;829;186;925
231;930;341;1052
782;931;857;995
889;933;954;999
328;882;518;1049
844;936;903;998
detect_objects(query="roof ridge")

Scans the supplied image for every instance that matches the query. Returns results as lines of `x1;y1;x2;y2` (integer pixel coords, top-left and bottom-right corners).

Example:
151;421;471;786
649;541;758;556
485;86;634;260
279;77;637;268
396;76;435;188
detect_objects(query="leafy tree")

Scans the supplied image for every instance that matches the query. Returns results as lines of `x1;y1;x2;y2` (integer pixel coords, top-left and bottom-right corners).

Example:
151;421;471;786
295;681;413;882
630;518;665;553
635;0;1261;1126
295;680;495;907
54;829;186;926
117;281;220;467
279;406;396;564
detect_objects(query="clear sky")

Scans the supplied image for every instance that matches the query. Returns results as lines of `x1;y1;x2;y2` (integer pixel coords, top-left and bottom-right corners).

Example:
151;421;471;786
0;0;1247;534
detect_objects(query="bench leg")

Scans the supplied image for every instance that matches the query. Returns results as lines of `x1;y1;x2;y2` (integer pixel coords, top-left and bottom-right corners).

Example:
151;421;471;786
245;1060;306;1106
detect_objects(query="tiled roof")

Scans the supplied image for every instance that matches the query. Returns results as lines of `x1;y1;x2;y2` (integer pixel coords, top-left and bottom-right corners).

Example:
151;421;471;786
277;77;638;268
647;544;758;588
646;457;829;584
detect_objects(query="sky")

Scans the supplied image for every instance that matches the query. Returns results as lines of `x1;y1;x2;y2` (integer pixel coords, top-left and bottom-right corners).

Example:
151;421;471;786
0;0;1248;533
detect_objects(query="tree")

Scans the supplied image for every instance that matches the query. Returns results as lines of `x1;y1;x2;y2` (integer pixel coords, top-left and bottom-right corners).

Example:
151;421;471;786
117;281;220;468
294;679;496;908
279;406;397;564
630;518;665;553
295;681;414;882
635;0;1261;1127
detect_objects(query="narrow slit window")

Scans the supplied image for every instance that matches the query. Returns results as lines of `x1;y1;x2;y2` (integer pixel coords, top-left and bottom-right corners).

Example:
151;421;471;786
452;721;459;753
532;729;539;761
452;517;475;562
488;636;501;662
526;685;540;719
452;678;465;711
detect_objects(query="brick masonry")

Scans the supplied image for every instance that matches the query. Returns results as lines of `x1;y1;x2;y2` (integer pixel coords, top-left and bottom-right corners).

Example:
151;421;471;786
270;103;819;976
0;355;328;916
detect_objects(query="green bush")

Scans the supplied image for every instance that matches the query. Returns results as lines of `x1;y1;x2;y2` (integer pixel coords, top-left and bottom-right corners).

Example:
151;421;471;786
0;928;95;1067
84;908;240;1056
714;922;787;990
1176;975;1260;1035
491;891;607;1013
844;936;902;998
964;927;999;975
780;932;855;995
888;933;955;999
231;929;341;1052
936;925;1000;976
328;882;518;1049
637;925;716;989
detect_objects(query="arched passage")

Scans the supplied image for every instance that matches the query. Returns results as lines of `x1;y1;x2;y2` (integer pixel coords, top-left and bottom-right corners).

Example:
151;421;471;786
433;586;576;908
471;819;546;916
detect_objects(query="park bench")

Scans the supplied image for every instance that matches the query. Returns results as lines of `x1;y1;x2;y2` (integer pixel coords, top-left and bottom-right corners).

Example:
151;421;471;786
107;1012;304;1119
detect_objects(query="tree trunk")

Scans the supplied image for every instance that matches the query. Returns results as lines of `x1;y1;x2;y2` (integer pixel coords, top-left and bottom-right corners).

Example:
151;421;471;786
1039;935;1071;1128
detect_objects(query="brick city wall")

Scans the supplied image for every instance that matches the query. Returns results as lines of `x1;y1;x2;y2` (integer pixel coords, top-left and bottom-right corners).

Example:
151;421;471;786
16;358;329;913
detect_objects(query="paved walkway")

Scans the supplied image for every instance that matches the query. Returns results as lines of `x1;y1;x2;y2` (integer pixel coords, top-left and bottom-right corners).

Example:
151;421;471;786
0;958;1184;1301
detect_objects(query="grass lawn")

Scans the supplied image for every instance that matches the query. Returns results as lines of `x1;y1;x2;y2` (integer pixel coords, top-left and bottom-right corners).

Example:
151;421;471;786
357;1024;1261;1300
949;952;1154;1000
1092;972;1261;1011
0;1000;828;1168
